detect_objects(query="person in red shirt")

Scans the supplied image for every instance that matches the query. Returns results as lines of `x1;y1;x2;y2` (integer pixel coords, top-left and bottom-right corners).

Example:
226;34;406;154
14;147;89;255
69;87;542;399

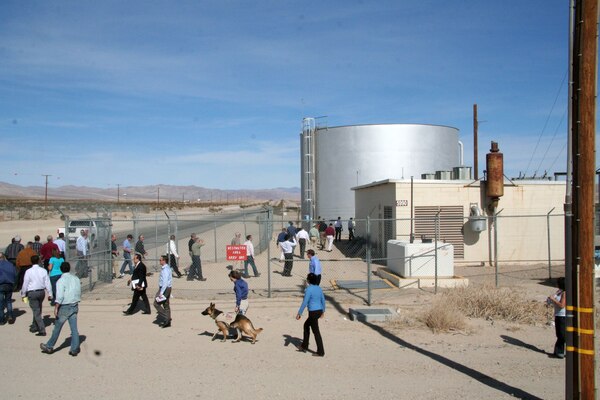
325;224;335;252
39;235;59;269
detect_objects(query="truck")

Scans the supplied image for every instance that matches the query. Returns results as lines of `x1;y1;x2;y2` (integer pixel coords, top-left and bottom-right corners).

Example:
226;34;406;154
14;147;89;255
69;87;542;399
65;219;111;250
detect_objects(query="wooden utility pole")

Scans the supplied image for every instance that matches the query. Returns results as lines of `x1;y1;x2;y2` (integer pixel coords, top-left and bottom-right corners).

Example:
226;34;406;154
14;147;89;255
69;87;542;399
42;174;51;210
567;0;597;398
473;104;479;180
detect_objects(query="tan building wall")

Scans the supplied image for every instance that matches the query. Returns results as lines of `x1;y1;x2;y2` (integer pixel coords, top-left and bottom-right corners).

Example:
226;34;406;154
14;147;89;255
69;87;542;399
354;179;566;265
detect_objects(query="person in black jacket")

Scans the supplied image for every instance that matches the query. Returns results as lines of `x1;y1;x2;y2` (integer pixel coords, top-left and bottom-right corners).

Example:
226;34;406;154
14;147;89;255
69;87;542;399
123;253;150;315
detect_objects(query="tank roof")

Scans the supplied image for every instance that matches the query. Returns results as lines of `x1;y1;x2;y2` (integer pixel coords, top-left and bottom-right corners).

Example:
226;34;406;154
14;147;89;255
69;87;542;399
318;123;459;131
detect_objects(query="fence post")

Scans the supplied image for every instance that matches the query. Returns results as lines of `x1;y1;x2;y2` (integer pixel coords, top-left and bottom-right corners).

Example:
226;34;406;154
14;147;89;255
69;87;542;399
267;208;273;298
213;221;218;263
165;211;172;262
434;209;441;294
154;214;159;267
366;216;371;306
547;207;555;279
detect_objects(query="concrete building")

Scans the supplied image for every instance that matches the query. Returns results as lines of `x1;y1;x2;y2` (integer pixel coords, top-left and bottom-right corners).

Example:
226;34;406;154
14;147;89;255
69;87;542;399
353;179;566;265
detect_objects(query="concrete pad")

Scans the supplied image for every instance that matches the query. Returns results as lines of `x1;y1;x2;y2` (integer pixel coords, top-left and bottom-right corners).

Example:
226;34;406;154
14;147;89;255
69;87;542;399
348;307;394;322
377;267;469;289
334;279;394;290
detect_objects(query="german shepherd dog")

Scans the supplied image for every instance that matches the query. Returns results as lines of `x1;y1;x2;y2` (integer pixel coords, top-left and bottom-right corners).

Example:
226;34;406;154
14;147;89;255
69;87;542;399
201;303;263;344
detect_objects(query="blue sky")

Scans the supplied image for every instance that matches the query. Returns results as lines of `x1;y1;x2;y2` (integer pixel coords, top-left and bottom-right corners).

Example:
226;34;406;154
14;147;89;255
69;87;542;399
0;1;584;190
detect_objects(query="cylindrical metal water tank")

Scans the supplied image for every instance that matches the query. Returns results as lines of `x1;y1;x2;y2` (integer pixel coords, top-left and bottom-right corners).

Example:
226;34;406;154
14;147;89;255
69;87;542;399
435;170;453;180
301;123;461;220
453;166;472;180
421;173;436;180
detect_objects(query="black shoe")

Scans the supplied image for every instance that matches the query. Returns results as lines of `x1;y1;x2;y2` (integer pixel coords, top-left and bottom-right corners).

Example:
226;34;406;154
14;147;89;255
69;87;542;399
296;344;307;353
36;332;47;337
7;317;14;325
142;311;151;315
29;326;38;333
160;321;171;328
40;343;53;354
312;353;324;357
68;349;80;357
254;273;261;277
123;311;133;315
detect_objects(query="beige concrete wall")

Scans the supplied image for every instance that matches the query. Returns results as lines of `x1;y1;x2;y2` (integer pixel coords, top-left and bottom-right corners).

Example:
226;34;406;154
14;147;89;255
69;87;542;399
354;180;566;265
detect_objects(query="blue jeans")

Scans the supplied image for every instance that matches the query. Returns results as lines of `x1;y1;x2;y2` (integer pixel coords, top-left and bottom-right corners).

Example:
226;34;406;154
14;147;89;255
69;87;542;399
46;303;79;352
189;255;203;279
120;253;133;275
0;284;13;322
50;275;61;305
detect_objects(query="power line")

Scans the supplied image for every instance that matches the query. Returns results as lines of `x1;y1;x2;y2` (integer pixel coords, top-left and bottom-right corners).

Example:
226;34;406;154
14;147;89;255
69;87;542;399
533;106;567;176
523;69;568;177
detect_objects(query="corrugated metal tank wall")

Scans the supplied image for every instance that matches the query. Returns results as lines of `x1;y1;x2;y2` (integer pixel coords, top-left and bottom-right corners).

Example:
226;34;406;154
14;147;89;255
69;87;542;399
301;124;460;220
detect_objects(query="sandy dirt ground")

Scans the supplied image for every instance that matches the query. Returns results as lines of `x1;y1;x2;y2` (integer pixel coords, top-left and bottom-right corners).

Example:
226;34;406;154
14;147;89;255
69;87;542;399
0;215;597;399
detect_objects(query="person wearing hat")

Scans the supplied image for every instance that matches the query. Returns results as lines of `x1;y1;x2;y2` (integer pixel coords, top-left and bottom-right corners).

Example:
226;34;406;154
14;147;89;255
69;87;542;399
5;236;24;267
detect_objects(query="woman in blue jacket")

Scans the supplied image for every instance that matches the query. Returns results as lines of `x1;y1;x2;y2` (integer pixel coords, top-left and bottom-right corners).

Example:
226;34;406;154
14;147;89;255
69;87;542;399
296;273;325;357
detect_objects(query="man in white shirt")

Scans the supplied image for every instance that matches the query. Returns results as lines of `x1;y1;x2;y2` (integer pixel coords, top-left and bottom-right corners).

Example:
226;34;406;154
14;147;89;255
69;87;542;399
347;218;356;241
280;235;296;277
54;233;67;259
167;235;182;278
334;217;343;242
243;235;260;278
296;227;310;259
75;230;89;278
20;255;52;336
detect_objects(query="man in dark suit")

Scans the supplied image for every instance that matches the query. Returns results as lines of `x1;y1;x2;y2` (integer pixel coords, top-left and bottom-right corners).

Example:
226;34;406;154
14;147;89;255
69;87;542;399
123;253;150;315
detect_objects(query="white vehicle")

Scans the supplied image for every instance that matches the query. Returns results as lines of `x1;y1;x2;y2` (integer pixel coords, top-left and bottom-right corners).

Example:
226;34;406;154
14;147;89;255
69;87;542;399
67;220;98;249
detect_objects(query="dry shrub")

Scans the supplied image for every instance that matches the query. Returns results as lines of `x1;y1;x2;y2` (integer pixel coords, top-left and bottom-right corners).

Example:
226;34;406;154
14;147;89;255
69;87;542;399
442;285;547;325
386;285;550;334
386;310;420;330
419;301;468;333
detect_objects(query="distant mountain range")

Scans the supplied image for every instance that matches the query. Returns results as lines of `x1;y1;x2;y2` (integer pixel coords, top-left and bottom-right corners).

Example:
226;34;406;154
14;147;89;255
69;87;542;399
0;182;300;202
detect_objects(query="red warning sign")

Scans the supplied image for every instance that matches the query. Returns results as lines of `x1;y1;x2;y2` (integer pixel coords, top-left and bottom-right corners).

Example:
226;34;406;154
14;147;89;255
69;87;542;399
226;245;247;261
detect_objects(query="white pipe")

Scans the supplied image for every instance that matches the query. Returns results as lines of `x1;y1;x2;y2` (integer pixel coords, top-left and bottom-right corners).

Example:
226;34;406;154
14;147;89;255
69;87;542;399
458;140;464;166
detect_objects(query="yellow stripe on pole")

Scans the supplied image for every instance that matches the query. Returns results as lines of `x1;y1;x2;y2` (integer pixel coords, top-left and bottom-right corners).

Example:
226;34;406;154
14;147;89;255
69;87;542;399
566;346;595;355
566;327;594;335
566;306;594;313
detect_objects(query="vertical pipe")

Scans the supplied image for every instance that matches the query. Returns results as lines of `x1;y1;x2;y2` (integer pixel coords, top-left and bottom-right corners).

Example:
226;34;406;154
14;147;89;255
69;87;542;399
366;216;372;306
473;104;478;180
434;209;440;294
494;208;498;288
547;207;555;279
410;176;414;243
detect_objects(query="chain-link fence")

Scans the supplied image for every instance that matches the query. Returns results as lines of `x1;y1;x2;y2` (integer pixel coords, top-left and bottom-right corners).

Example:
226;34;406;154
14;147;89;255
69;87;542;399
62;208;573;305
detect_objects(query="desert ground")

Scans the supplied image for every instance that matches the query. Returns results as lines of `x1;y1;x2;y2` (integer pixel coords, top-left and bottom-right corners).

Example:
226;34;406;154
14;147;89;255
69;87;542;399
0;214;597;400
